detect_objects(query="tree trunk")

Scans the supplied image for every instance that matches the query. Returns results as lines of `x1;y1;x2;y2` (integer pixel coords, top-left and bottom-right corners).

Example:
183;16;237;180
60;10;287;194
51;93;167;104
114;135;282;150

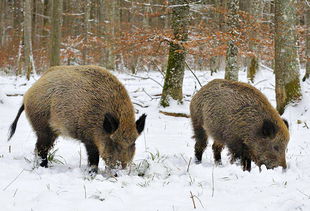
224;0;239;81
42;0;51;48
82;0;91;65
98;0;105;66
274;0;301;115
303;5;310;81
24;0;35;80
209;0;224;74
0;0;5;46
50;0;62;67
160;0;189;107
247;0;263;82
104;0;120;70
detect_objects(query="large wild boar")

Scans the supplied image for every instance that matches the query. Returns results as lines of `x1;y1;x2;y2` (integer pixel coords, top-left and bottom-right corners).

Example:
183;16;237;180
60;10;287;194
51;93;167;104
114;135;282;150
190;79;289;171
8;65;146;174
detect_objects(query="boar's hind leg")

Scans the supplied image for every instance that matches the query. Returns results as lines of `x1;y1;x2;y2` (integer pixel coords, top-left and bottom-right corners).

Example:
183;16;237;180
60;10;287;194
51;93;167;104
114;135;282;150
193;126;208;163
212;141;224;165
35;127;58;168
84;142;99;174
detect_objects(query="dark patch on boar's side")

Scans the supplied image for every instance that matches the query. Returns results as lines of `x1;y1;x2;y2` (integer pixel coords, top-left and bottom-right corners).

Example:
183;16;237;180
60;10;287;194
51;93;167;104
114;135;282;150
261;119;277;138
103;113;119;134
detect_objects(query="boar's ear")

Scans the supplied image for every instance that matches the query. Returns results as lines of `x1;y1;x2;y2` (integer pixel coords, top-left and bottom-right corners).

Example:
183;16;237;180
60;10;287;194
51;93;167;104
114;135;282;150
282;118;289;129
261;119;276;138
136;114;147;134
103;113;119;134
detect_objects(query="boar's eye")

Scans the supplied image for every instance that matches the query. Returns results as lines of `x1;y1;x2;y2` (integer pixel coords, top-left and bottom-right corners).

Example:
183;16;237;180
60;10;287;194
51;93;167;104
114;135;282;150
273;145;279;152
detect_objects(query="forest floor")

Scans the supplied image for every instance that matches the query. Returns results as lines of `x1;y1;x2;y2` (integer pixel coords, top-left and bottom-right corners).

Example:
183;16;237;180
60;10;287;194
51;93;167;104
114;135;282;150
0;68;310;211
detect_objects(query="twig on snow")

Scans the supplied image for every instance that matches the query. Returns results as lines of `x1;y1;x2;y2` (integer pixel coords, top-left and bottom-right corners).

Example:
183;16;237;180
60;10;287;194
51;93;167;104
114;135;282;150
212;165;215;197
2;169;24;191
189;191;204;209
127;74;163;87
133;102;149;108
297;189;310;199
190;191;196;209
185;62;202;88
159;111;190;118
83;184;87;199
187;157;192;173
142;88;157;101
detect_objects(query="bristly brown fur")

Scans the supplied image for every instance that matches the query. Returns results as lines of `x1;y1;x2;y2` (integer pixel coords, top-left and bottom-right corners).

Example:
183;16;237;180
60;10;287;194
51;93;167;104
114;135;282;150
11;65;146;171
190;79;290;171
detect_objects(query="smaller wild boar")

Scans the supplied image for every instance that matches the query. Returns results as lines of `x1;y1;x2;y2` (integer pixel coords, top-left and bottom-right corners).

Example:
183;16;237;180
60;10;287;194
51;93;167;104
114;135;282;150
8;65;146;174
190;79;289;171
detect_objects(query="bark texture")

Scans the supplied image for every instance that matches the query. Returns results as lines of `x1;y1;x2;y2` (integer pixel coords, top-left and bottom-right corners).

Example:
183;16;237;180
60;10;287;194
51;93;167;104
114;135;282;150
160;0;189;107
303;5;310;81
50;0;62;67
224;0;239;81
274;0;301;114
24;0;34;80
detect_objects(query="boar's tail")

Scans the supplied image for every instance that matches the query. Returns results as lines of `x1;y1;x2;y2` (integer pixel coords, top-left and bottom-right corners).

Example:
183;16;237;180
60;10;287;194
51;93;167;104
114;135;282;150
8;104;24;141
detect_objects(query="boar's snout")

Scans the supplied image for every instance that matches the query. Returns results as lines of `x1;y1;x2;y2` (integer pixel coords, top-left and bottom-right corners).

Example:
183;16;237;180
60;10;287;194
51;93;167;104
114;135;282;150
263;156;287;170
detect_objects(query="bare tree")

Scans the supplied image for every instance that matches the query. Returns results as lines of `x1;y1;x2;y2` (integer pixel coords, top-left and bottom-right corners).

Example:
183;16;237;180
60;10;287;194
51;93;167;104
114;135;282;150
303;3;310;81
275;0;301;114
247;0;263;82
82;0;91;65
24;0;35;80
160;0;189;107
224;0;239;81
42;0;51;48
50;0;62;67
0;0;5;46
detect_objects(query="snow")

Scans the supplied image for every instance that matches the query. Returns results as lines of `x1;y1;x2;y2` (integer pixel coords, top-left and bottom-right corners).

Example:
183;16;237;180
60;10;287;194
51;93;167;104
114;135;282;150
0;90;7;104
0;68;310;211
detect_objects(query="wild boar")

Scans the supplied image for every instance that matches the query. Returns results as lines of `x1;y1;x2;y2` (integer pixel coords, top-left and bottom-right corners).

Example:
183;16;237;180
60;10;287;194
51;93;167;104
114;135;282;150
190;79;289;171
8;65;146;174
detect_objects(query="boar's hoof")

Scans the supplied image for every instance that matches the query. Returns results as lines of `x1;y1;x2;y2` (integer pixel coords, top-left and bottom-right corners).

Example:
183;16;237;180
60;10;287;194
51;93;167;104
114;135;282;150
194;158;202;164
40;158;48;168
88;165;98;175
214;160;222;166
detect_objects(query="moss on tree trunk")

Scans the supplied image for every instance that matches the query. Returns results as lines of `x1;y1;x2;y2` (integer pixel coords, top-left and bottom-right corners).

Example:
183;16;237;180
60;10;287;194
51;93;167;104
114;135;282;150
247;56;258;83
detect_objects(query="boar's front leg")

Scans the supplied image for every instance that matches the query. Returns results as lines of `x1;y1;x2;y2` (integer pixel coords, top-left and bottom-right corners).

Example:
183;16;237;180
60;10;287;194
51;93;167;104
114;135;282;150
241;143;251;172
228;141;252;171
212;141;224;165
35;127;58;168
84;142;99;174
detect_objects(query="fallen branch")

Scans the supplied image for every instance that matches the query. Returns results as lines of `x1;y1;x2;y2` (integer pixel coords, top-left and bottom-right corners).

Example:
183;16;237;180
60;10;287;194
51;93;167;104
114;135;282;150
6;94;24;97
185;62;202;88
187;157;192;173
2;169;24;191
127;74;163;87
159;111;190;118
133;102;149;108
190;191;196;209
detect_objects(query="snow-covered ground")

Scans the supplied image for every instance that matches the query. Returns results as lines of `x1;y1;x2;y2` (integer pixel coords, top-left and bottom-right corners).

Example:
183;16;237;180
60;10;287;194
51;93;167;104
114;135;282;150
0;68;309;211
